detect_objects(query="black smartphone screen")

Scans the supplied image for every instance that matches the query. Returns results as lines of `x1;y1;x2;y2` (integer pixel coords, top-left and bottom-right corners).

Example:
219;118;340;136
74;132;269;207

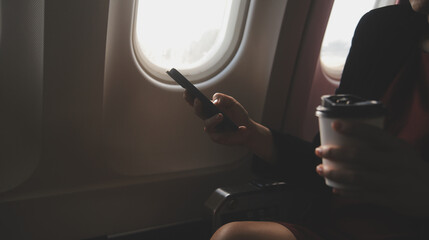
166;68;238;131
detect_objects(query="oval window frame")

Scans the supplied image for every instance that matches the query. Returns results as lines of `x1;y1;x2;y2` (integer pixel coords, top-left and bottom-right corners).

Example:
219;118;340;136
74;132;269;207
132;0;249;85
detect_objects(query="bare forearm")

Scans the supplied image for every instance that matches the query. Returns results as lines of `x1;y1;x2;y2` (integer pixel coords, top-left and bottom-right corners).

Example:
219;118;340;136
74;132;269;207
244;120;276;165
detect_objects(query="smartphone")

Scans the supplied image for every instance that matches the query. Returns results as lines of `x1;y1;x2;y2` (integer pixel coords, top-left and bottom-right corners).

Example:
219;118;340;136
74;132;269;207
166;68;238;131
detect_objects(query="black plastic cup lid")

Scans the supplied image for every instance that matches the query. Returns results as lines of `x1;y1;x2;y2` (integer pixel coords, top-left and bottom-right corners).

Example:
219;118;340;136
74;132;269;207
315;94;385;118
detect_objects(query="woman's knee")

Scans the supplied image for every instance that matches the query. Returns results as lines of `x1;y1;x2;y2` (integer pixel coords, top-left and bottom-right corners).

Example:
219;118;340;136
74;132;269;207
210;221;296;240
210;221;247;240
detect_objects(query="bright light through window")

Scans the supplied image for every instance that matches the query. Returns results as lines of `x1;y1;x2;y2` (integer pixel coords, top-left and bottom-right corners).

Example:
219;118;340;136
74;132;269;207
134;0;247;84
320;0;396;79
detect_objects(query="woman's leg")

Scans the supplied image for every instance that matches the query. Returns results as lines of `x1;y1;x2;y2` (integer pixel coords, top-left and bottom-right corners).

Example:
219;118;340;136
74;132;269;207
210;221;297;240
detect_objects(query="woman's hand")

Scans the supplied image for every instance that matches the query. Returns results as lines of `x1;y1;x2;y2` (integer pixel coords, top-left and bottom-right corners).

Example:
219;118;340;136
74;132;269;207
315;121;429;216
184;90;275;162
184;90;252;145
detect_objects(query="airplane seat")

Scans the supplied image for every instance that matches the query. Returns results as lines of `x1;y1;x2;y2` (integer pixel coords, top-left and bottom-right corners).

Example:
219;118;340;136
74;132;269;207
205;178;329;233
205;179;429;238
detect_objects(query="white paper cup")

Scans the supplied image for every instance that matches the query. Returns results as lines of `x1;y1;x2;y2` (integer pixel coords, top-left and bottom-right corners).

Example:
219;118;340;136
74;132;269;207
316;95;385;189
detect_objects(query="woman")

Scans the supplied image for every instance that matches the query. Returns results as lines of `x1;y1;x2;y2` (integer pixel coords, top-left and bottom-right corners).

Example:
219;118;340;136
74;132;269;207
185;1;429;239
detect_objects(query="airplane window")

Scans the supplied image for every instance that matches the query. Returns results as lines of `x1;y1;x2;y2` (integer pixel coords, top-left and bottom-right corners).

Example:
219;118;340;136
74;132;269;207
320;0;396;80
133;0;248;84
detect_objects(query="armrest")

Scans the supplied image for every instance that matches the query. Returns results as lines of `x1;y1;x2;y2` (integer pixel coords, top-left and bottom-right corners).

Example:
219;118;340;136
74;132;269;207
204;179;319;232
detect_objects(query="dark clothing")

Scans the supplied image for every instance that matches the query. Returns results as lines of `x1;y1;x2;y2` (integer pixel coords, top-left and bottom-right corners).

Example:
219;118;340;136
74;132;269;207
253;3;429;185
337;4;428;100
253;4;429;239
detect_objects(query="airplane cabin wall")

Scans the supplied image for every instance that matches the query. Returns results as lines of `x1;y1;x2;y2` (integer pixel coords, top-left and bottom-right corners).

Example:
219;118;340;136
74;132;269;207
263;0;335;142
0;0;44;194
0;0;337;239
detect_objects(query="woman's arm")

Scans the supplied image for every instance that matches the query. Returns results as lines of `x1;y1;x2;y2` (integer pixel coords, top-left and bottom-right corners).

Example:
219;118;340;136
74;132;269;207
185;91;326;188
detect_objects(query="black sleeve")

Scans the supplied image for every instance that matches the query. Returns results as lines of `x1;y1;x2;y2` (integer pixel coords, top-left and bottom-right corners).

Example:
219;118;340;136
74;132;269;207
251;5;416;190
337;5;419;100
336;9;380;98
251;11;380;185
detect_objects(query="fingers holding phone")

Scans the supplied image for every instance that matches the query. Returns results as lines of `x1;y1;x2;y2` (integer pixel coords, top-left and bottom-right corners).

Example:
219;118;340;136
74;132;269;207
211;92;250;127
183;91;249;123
167;68;237;131
184;90;252;145
174;69;273;159
202;94;275;161
203;113;252;146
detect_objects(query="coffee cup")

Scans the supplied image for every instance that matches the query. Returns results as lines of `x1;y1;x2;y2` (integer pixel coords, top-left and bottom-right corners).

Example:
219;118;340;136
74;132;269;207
315;94;385;189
